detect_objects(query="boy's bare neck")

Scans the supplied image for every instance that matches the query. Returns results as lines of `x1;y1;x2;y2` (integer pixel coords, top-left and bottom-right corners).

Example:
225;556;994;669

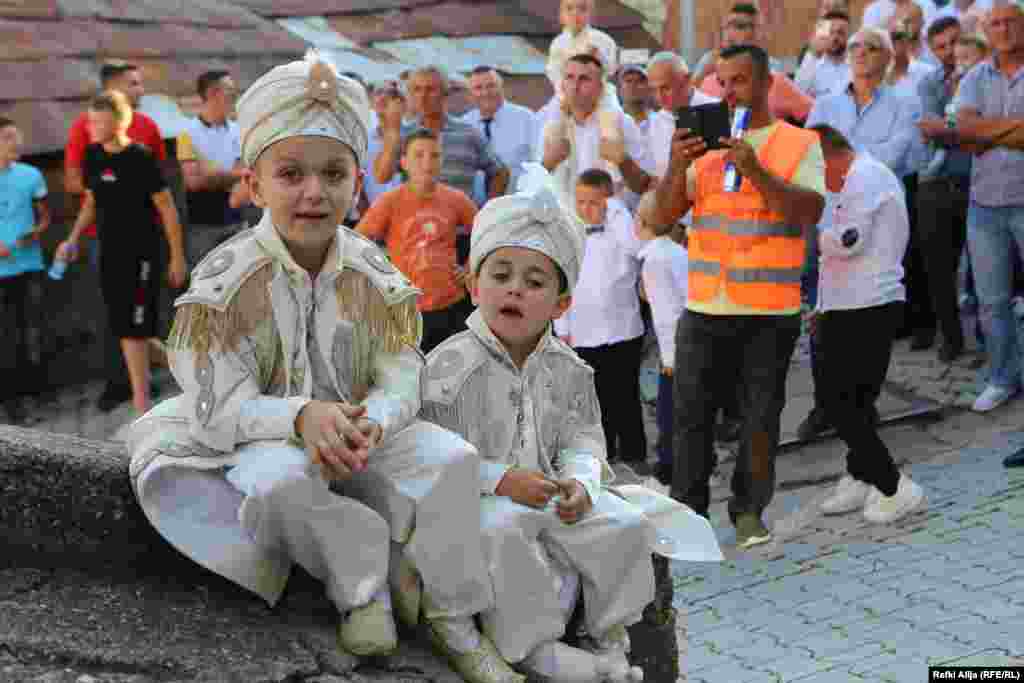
408;179;438;197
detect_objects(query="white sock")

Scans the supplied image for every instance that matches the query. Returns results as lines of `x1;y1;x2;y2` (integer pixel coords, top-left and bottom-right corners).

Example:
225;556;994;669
430;616;481;654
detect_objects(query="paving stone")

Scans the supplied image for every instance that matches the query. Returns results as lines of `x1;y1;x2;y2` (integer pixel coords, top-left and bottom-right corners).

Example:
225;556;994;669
929;619;1024;653
885;602;974;628
748;650;838;682
793;596;857;624
687;643;743;674
951;567;1017;590
940;649;1021;667
690;659;777;683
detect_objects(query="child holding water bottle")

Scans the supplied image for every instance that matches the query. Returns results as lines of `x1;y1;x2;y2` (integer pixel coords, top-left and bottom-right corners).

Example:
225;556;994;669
0;117;50;424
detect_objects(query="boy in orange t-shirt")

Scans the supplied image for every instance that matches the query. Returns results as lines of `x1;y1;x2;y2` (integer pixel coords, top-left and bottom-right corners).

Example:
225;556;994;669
357;129;478;352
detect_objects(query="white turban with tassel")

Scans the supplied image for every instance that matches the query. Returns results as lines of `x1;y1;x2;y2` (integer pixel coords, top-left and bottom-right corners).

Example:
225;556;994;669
236;50;371;168
470;163;586;293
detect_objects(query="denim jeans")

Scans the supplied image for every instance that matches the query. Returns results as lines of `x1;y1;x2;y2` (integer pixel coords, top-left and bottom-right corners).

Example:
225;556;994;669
967;202;1024;389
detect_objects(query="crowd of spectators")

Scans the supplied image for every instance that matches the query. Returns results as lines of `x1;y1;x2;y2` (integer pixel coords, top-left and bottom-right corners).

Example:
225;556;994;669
4;0;1024;537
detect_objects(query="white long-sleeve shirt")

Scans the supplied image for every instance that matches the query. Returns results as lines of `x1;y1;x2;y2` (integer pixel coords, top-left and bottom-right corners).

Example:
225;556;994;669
640;237;688;368
554;197;644;347
817;153;908;312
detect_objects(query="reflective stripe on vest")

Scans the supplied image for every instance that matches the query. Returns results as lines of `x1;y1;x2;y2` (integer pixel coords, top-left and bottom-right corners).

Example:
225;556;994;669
727;267;802;284
688;259;721;276
691;215;803;239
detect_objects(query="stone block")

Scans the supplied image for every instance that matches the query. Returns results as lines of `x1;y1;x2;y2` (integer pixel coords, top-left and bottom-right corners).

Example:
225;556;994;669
0;426;182;573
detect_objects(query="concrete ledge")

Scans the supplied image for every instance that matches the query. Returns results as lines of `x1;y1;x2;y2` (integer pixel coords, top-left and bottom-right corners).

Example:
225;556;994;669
0;426;184;572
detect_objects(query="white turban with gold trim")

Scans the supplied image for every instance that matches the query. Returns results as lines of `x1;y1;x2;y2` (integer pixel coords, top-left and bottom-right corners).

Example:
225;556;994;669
470;163;586;293
237;50;370;168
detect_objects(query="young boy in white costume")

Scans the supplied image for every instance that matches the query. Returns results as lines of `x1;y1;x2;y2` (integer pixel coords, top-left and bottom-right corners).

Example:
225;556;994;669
545;0;626;188
420;166;723;683
127;54;517;679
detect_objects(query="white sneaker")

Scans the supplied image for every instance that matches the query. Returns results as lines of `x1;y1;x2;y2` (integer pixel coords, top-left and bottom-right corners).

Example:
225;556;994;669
863;474;925;524
972;384;1019;412
820;475;871;515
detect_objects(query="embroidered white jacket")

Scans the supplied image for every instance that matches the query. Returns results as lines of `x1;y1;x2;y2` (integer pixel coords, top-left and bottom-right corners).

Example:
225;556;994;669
163;211;423;458
419;310;607;505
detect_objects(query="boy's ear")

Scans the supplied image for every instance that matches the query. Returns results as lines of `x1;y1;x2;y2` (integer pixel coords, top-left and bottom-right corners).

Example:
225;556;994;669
244;166;267;209
555;293;572;318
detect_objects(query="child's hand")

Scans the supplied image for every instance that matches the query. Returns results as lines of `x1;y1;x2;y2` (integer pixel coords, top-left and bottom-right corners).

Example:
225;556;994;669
496;470;560;508
353;416;382;451
554;479;592;524
296;400;371;481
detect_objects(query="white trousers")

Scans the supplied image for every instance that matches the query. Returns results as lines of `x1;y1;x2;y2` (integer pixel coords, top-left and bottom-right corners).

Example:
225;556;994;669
479;491;655;663
227;441;390;613
337;420;492;621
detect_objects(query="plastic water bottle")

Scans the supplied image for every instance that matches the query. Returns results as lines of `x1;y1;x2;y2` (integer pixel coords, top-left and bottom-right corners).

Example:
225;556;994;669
48;244;77;280
723;106;751;193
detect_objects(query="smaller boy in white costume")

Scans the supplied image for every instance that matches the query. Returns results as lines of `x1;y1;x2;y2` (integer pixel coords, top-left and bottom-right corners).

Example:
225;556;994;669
420;167;722;683
545;0;626;186
127;53;514;678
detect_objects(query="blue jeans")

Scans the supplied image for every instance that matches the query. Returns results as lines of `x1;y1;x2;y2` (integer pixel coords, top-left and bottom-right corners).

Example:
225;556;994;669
967;203;1024;389
656;372;674;468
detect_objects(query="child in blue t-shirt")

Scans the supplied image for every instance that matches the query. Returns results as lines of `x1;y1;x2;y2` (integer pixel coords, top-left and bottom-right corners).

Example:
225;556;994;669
0;117;50;424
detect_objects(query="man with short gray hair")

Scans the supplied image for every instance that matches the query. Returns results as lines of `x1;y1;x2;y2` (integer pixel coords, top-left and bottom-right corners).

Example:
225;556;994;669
947;0;1024;412
645;52;719;181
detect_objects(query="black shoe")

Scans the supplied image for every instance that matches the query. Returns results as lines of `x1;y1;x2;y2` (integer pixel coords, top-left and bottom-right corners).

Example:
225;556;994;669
3;399;27;425
796;407;831;441
653;462;672;486
1004;447;1024;468
937;342;964;364
97;383;132;413
910;330;936;351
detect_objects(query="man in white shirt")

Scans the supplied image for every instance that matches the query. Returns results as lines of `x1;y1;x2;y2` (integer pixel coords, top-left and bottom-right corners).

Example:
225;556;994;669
646;52;720;181
541;54;655;207
807;123;926;525
177;70;245;269
795;11;853;97
462;66;538;201
618;63;654;135
555;169;647;465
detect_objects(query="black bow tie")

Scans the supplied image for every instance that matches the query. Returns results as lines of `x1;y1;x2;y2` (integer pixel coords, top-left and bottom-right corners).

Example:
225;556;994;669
585;225;605;235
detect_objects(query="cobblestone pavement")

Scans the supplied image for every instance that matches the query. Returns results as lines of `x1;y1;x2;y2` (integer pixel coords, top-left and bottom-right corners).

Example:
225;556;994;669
669;435;1024;682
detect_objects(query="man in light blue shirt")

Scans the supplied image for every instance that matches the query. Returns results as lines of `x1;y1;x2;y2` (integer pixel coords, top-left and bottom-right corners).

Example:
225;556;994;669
462;65;538;202
799;26;926;440
950;0;1024;413
0;117;50;424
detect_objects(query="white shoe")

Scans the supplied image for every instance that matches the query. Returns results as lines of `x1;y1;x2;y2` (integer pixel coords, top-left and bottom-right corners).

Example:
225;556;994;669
428;620;525;683
519;641;602;683
820;475;871;515
972;384;1019;412
338;599;398;656
863;474;925;524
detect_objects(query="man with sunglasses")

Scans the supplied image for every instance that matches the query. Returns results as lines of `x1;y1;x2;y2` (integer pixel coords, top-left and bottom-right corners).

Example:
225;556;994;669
798;27;925;442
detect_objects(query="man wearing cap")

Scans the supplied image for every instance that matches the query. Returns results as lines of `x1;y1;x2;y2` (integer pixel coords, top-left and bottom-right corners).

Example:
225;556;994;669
462;66;539;204
652;45;826;549
128;54;503;677
617;63;654;134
